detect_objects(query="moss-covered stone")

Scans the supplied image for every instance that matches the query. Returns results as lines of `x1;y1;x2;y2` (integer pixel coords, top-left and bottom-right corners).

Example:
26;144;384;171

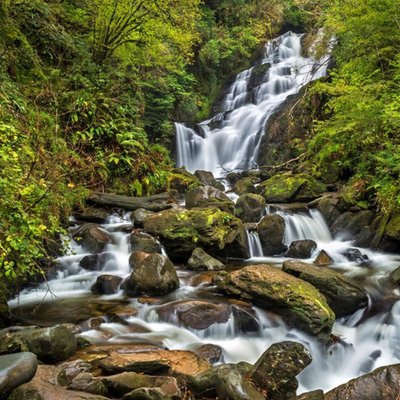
233;177;257;195
384;214;400;241
167;168;202;194
214;265;335;340
144;208;248;261
259;173;326;203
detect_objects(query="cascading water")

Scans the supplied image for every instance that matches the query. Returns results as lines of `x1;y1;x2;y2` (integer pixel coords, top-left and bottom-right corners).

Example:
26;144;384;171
175;31;330;177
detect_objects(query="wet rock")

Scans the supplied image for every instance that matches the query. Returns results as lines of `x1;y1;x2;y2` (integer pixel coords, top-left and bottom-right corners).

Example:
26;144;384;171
125;252;179;297
342;248;370;264
231;303;260;333
324;364;400;400
191;364;264;400
233;177;257;195
285;240;317;259
132;208;155;228
248;62;271;91
389;266;400;285
57;359;92;385
6;324;77;363
0;352;37;397
234;193;266;223
187;248;224;271
313;195;341;227
331;210;374;240
250;341;312;399
313;250;334;266
167;168;202;194
72;224;112;253
257;214;286;256
98;349;210;378
193;344;224;364
0;332;29;355
185;185;234;213
8;365;109;400
195;170;225;191
144;208;248;262
359;350;382;374
91;275;123;295
130;231;162;254
259;173;325;203
73;208;110;224
214;265;335;340
79;253;110;271
0;294;11;329
293;390;324;400
283;260;368;317
67;372;108;396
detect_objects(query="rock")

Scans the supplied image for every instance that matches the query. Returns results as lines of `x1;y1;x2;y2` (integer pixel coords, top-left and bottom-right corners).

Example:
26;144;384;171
72;224;112;253
7;324;77;363
282;260;368;317
0;332;29;355
79;253;110;270
0;294;11;329
331;210;374;240
233;177;257;195
294;390;324;400
167;168;202;194
187;248;224;271
185;185;234;213
384;214;400;240
124;252;179;297
132;208;155;228
88;192;175;212
73;208;110;224
257;214;286;256
285;240;317;259
234;194;266;223
144;208;248;262
8;365;109;400
248;62;271;91
250;341;312;399
91;275;123;295
0;352;37;397
98;349;210;378
259;173;325;203
389;266;400;285
313;195;341;226
324;364;400;400
195;170;225;191
214;265;335;340
313;250;334;266
191;364;264;400
122;386;181;400
130;231;162;254
342;248;370;264
193;344;224;364
67;372;108;396
57;359;92;385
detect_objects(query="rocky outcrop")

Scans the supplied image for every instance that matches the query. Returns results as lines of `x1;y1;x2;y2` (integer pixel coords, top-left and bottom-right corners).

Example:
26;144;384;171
187;248;224;271
125;252;179;297
214;265;335;340
185;185;234;213
144;208;248;261
234;194;266;223
257;214;286;256
285;239;317;259
250;341;312;399
282;260;368;317
259;173;326;203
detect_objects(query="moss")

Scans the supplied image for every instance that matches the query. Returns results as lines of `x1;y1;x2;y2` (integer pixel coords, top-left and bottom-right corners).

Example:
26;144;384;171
385;214;400;241
167;168;202;194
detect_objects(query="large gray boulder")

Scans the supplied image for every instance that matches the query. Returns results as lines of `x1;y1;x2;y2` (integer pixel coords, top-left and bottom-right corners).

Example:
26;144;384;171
234;194;266;223
282;260;368;317
0;352;37;397
214;265;335;340
125;252;179;297
257;214;286;256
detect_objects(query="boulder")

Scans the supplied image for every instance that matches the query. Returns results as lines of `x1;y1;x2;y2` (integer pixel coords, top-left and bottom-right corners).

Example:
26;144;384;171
190;364;264;400
57;359;92;385
257;214;286;256
167;168;202;194
324;364;400;400
194;170;225;191
233;177;257;195
130;231;162;254
187;248;224;271
67;372;108;396
4;324;77;363
248;62;271;91
285;240;317;259
331;210;374;240
144;208;248;261
384;214;400;241
91;275;123;295
0;352;37;397
124;252;179;297
79;253;110;271
341;248;369;264
185;186;234;213
250;341;312;399
282;260;368;317
259;173;325;203
214;265;335;340
193;344;224;364
312;195;341;226
132;208;155;228
72;224;112;253
234;194;266;223
313;250;334;266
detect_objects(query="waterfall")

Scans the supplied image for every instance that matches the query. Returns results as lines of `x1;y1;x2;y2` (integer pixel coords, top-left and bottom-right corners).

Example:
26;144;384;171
246;230;264;258
175;31;330;177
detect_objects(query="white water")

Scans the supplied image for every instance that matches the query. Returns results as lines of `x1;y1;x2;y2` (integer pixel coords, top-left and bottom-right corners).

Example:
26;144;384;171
176;31;330;177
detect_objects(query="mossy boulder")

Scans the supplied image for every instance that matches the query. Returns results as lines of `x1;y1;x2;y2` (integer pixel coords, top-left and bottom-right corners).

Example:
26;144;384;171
384;214;400;241
257;214;286;256
282;260;368;317
72;224;112;254
167;168;202;194
259;173;325;203
234;194;266;223
233;177;257;195
214;265;335;340
143;208;248;261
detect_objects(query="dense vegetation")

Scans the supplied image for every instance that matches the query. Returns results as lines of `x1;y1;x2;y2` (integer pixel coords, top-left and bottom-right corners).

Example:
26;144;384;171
0;0;399;286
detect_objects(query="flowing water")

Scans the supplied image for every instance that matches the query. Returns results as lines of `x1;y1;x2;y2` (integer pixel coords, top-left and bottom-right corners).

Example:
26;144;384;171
175;31;331;177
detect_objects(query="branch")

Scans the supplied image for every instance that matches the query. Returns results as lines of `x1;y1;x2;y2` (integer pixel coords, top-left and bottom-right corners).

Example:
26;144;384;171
263;151;308;170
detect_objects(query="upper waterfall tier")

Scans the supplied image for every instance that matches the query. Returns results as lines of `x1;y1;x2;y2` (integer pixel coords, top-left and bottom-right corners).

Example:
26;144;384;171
175;31;330;177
